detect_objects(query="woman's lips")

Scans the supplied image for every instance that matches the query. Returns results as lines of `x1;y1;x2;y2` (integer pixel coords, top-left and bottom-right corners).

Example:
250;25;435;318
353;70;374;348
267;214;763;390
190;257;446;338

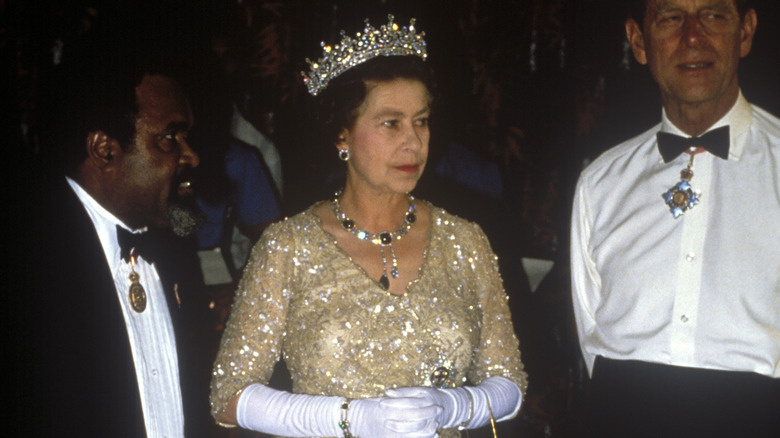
395;164;419;173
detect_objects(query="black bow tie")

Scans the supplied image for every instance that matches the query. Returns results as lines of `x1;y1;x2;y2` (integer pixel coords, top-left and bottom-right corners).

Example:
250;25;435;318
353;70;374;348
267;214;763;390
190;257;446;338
656;125;730;163
116;226;157;265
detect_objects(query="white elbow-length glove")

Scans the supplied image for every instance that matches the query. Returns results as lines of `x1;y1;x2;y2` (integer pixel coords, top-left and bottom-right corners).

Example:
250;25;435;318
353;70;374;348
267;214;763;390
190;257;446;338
236;383;441;437
384;376;523;431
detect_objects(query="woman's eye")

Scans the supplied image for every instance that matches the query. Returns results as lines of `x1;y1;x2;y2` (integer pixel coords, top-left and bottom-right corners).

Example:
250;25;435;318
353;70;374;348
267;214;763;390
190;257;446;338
415;117;429;127
382;120;399;128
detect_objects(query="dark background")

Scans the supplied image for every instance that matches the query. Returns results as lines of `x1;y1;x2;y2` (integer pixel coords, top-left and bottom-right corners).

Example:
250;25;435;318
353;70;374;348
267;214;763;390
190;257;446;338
4;1;778;436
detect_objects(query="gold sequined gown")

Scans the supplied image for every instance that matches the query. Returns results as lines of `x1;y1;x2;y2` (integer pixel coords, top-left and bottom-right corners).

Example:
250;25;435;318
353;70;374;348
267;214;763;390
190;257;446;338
210;201;527;437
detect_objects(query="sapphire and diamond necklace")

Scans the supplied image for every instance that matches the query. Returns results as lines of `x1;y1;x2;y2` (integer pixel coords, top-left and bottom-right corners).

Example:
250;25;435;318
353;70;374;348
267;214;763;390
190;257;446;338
331;190;416;291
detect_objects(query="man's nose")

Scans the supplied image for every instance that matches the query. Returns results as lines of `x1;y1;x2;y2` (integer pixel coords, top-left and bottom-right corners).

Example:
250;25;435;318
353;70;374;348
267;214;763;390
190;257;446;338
681;15;705;46
179;137;200;168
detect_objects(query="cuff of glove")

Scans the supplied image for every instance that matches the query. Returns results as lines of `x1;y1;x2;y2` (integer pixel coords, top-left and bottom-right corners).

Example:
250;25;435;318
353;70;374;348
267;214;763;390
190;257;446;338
451;377;523;430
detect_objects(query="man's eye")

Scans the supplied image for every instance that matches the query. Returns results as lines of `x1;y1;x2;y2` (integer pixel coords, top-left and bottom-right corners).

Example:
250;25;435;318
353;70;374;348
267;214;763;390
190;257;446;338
658;13;683;24
415;117;429;127
700;11;730;30
382;120;399;128
158;133;178;152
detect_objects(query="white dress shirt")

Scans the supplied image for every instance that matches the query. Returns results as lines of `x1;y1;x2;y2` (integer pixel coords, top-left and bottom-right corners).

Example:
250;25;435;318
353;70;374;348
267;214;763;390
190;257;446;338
571;92;780;378
231;104;284;197
67;177;185;437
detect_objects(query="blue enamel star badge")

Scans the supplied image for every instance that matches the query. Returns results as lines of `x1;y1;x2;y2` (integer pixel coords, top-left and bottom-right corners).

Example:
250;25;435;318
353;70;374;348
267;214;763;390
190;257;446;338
662;180;699;218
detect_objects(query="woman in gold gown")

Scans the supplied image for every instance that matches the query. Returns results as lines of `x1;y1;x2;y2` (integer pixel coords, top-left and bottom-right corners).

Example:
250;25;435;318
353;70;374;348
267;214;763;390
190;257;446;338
210;16;527;438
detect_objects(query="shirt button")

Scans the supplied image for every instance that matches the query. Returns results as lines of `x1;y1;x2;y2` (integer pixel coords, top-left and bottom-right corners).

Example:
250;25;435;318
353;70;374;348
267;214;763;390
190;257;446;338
152;369;158;376
681;315;689;323
685;252;695;262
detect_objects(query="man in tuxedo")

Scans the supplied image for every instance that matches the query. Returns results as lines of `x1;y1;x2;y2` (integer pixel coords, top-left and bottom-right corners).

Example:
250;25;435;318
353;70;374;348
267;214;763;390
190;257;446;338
571;0;779;436
25;67;217;436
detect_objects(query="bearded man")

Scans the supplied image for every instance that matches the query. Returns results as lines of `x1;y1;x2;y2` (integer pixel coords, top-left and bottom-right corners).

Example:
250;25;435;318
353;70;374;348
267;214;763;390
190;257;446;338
25;61;216;436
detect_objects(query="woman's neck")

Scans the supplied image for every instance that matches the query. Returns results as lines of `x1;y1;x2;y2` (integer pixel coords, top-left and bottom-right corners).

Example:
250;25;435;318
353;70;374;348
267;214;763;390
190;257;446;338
338;186;411;233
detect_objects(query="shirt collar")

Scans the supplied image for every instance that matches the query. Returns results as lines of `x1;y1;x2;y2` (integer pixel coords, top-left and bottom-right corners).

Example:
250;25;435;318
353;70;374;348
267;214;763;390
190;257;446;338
660;90;752;161
66;177;147;264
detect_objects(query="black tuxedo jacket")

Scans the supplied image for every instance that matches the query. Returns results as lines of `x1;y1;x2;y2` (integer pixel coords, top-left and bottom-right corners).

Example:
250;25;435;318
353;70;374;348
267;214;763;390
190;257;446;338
21;176;219;437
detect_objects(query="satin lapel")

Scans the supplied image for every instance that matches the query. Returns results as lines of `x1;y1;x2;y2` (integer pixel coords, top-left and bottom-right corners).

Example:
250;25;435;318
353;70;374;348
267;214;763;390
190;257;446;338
33;177;145;436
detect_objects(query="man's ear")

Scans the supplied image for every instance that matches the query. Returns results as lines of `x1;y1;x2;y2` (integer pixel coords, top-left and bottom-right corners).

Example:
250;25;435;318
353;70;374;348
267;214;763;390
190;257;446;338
739;9;758;58
85;131;121;171
625;18;648;66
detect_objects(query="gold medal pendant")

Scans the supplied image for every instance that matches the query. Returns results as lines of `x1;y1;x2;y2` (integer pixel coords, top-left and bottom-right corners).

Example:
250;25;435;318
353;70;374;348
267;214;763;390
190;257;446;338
662;148;701;218
128;271;147;313
128;252;147;313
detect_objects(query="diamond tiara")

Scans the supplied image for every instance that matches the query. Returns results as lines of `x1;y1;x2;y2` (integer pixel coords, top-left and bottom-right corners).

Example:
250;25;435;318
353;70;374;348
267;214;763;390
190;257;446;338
302;15;427;96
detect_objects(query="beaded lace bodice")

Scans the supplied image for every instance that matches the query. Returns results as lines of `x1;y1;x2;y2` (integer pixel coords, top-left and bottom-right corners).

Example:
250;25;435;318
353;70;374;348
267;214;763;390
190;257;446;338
210;201;526;436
